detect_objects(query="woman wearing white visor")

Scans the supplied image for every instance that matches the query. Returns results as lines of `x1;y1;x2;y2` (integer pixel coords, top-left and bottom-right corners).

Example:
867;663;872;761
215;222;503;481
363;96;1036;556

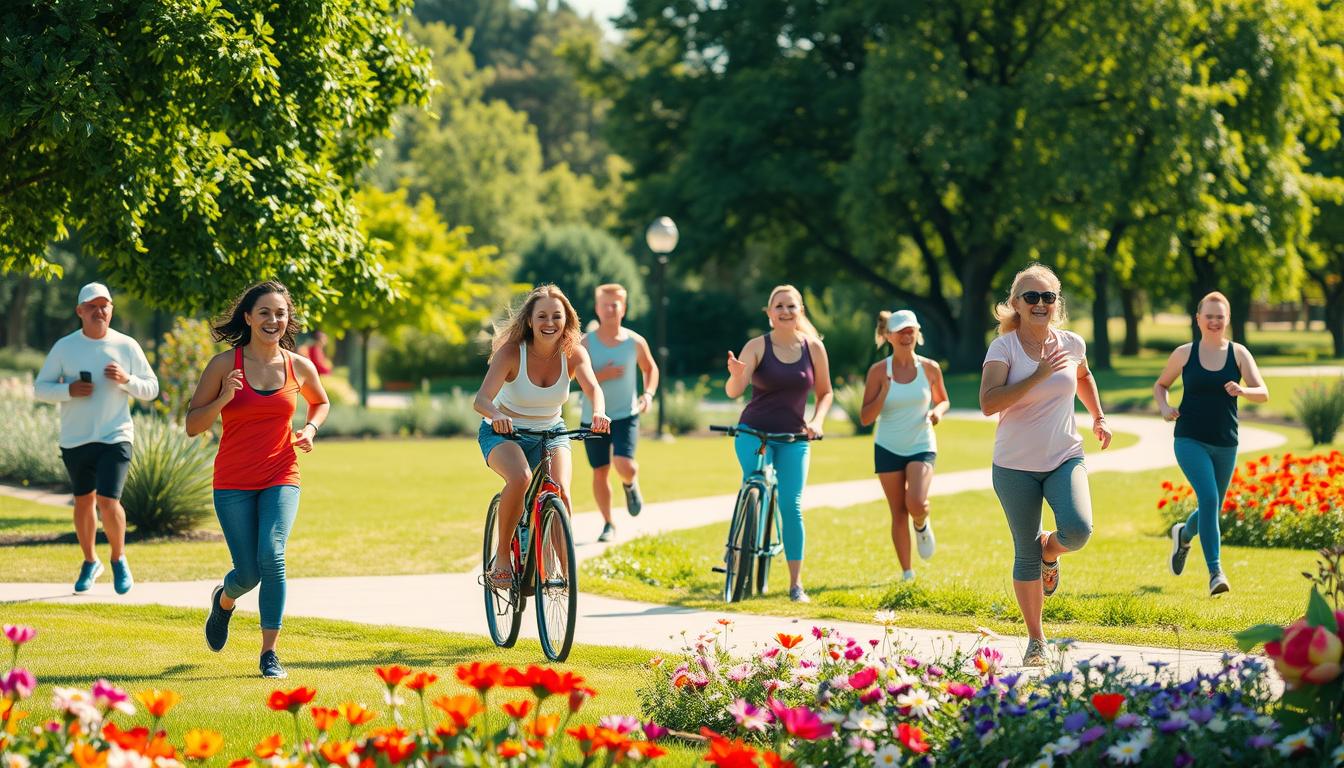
859;309;948;581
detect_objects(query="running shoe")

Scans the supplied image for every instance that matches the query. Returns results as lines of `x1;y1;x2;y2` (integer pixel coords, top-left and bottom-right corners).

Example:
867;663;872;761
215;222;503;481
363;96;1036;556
74;560;103;593
1168;522;1191;576
623;482;643;517
788;585;811;603
111;557;134;595
1209;572;1230;596
597;522;615;543
901;569;916;582
1022;638;1048;667
914;520;936;560
205;584;234;652
260;650;288;679
1041;559;1060;598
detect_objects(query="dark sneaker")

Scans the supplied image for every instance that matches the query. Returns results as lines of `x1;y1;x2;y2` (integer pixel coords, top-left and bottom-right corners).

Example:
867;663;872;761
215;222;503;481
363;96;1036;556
74;560;103;593
623;482;643;517
1209;572;1230;597
1022;638;1048;667
788;585;810;603
597;522;615;543
111;557;134;594
205;585;234;652
260;650;288;679
1169;523;1191;576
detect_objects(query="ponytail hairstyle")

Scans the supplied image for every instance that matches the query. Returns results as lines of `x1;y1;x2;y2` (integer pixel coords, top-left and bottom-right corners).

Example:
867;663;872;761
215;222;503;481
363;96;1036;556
212;280;302;351
490;283;583;361
1196;291;1232;339
993;263;1068;335
766;284;822;340
875;310;893;348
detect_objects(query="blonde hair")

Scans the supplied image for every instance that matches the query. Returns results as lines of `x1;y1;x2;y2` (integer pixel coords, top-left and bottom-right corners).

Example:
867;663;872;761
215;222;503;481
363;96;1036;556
1195;291;1232;339
490;284;583;361
994;263;1068;335
874;311;924;348
595;283;628;301
766;285;821;340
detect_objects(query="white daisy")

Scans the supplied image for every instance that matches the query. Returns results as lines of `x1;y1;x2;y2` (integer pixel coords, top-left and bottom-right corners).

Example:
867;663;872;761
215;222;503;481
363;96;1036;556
873;744;902;766
1276;728;1315;757
1104;739;1146;765
896;688;939;719
841;711;886;732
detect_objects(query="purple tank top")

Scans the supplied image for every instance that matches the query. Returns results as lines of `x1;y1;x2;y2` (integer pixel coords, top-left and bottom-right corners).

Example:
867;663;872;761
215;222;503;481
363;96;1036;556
739;336;814;433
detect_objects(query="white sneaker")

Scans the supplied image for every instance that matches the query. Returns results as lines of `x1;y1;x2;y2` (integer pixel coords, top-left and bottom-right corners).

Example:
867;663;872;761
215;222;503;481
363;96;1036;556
914;520;936;560
901;569;916;582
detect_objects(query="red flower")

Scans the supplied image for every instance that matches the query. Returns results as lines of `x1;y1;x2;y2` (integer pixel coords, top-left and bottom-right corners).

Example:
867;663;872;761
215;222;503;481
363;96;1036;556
311;706;340;732
700;728;760;768
405;672;438;692
847;667;877;690
456;662;504;692
774;633;803;650
432;694;485;728
501;699;532;720
497;741;525;759
267;687;317;713
375;665;412;688
896;722;930;754
1092;692;1125;721
102;723;149;752
766;699;832;740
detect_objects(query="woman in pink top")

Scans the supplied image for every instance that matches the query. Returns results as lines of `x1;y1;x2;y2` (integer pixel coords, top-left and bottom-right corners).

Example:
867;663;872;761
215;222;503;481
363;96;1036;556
979;264;1112;666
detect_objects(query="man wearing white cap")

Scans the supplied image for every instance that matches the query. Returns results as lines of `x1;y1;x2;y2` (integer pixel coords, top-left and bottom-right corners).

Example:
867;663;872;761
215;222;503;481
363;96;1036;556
34;282;160;595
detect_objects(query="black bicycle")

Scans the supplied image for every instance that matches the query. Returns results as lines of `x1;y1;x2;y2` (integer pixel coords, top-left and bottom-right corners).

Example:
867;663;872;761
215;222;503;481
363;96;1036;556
709;424;818;602
480;426;592;661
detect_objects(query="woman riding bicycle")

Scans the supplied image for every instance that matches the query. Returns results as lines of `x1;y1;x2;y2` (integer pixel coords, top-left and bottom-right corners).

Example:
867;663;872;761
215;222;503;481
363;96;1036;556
725;284;833;603
473;284;610;589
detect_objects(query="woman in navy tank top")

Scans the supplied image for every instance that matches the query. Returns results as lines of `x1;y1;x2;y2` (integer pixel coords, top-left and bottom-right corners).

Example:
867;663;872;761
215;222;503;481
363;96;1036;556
725;285;834;603
1153;291;1268;596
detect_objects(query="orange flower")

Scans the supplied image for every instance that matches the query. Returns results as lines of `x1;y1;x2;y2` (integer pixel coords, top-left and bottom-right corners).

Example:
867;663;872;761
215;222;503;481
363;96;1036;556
135;689;181;719
455;661;504;692
433;720;460;739
228;760;253;768
528;714;560;739
311;706;341;732
254;733;284;758
183;728;223;760
497;740;525;759
761;751;796;768
405;672;438;692
380;738;416;764
501;699;532;720
701;727;760;768
102;722;149;752
775;633;803;650
144;734;177;760
431;694;484;728
568;684;596;713
339;701;378;727
319;740;356;765
629;741;669;760
1092;692;1125;722
566;724;603;756
267;687;317;713
72;744;107;768
375;665;413;688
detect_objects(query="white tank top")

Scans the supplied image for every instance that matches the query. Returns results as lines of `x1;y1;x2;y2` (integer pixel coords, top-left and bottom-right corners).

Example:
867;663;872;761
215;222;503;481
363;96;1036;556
493;343;569;427
874;356;936;456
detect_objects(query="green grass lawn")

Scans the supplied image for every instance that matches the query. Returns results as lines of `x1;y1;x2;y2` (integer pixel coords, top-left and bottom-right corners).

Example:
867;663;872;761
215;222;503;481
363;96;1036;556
0;420;1134;583
581;422;1326;651
2;603;701;765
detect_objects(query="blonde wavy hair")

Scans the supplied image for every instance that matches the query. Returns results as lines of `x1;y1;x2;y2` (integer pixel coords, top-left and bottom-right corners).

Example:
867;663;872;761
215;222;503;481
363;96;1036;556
490;284;583;361
766;285;822;340
993;263;1069;335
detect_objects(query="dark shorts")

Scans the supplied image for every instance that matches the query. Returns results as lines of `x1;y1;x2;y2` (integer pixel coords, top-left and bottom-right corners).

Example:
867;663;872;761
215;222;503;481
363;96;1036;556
61;441;133;499
581;416;639;468
874;445;936;474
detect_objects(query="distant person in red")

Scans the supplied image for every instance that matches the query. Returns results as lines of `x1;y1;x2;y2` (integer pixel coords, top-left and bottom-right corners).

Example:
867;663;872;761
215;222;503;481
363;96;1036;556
301;331;332;375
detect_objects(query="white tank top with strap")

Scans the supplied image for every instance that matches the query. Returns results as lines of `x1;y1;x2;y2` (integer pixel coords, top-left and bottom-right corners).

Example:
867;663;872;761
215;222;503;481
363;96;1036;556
493;342;570;428
874;355;937;456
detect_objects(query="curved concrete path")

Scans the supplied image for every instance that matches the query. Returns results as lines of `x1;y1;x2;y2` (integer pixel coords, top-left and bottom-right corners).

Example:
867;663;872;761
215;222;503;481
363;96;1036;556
1;413;1287;678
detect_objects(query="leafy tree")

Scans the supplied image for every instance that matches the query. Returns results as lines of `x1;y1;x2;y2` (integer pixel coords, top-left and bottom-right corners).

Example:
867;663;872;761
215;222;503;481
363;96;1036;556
515;224;646;324
0;0;430;314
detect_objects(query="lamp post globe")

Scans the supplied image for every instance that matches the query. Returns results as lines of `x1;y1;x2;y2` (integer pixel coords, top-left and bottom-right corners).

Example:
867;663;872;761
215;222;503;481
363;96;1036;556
646;216;678;437
645;216;679;254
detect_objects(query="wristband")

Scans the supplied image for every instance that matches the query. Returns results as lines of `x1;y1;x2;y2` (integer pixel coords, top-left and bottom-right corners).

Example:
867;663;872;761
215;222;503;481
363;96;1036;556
305;421;320;434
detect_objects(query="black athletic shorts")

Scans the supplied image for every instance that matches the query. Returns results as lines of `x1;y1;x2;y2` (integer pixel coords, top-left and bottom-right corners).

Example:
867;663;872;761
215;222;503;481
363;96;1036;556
874;445;936;474
60;441;132;499
581;416;639;469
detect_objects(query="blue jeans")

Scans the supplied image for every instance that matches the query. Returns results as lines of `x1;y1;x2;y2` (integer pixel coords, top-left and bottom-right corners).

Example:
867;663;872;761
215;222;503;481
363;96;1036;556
1173;437;1237;576
214;485;300;630
734;432;810;561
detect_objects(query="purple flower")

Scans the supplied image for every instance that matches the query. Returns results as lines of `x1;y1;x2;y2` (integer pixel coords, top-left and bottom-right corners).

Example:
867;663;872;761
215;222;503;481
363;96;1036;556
1080;726;1107;745
811;626;827;639
728;699;773;732
1063;712;1089;732
1115;713;1142;729
975;720;997;736
926;665;946;678
903;656;922;670
999;673;1022;689
0;667;36;699
1158;719;1187;734
1247;734;1275;749
641;721;669;741
859;687;885;705
1174;752;1194;768
1004;703;1028;717
1187;707;1214;725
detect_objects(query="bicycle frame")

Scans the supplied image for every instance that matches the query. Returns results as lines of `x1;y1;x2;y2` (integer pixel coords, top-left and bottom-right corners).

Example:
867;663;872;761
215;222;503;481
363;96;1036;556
510;431;578;588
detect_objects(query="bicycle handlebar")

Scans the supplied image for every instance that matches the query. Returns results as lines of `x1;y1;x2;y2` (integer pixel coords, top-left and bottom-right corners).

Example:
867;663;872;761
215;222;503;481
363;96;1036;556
505;426;595;441
709;424;821;442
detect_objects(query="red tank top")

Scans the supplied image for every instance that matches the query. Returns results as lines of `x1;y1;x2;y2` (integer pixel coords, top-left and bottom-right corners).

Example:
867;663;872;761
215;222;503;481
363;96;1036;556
214;347;302;490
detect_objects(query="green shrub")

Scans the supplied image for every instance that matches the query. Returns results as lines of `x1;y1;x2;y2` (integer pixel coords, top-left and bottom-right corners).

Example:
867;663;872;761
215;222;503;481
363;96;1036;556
1295;379;1344;445
658;378;709;435
121;416;215;536
0;346;45;375
154;317;219;423
832;378;873;436
0;393;65;486
395;393;442;436
309;406;398;438
515;224;647;322
375;330;486;383
434;389;483;437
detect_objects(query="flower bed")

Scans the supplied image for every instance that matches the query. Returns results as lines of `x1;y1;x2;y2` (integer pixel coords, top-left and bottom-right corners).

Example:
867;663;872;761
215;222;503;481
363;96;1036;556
1158;451;1344;549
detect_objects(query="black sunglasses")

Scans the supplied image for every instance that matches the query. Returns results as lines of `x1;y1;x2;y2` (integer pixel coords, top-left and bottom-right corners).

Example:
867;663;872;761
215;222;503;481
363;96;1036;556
1019;291;1058;306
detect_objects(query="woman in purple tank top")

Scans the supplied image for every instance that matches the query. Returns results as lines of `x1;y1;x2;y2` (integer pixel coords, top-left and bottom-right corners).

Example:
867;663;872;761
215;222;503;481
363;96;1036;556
725;285;834;603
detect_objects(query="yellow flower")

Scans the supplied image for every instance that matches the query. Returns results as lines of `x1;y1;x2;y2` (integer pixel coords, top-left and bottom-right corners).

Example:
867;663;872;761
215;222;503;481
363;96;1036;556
184;728;223;760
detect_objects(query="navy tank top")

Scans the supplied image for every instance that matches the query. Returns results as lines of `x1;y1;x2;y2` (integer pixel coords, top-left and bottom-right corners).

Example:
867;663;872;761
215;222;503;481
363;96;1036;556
739;336;814;433
1173;343;1240;447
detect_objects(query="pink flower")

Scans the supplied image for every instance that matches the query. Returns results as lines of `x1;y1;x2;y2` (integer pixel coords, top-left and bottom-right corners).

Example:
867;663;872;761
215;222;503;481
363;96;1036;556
859;687;885;705
844;645;865;661
848;667;878;691
767;699;833;740
760;647;782;661
1266;619;1343;688
972;648;1003;677
763;679;786;695
945;682;976;700
728;699;773;732
599;715;640;734
0;667;36;699
642;721;669;741
727;662;754;682
91;679;135;714
2;625;36;646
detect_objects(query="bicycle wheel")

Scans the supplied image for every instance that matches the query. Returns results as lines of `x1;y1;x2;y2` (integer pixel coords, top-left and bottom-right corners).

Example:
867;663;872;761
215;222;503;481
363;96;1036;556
724;486;759;603
756;491;777;595
482;494;522;648
535;495;578;661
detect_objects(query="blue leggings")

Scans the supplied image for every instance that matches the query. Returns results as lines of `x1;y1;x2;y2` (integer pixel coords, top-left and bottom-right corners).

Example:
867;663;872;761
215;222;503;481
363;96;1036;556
1173;437;1237;576
214;485;300;630
734;432;810;561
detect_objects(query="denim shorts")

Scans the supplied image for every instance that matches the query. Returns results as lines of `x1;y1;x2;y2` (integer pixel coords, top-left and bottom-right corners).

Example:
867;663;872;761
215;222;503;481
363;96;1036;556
581;415;638;467
874;445;936;474
477;419;570;467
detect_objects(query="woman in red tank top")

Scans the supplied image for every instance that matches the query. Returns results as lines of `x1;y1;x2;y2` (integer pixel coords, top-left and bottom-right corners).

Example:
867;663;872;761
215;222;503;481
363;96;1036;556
186;281;329;679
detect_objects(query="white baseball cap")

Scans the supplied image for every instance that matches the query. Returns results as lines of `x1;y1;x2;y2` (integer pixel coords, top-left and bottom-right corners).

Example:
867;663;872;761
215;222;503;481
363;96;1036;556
886;309;920;333
77;283;112;304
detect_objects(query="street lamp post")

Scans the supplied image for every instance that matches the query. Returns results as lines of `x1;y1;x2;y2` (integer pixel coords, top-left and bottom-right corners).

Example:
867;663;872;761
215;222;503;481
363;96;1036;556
645;216;679;436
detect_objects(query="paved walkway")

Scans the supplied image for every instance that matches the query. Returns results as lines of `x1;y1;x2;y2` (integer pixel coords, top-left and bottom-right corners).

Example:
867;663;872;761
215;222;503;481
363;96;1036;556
1;413;1286;677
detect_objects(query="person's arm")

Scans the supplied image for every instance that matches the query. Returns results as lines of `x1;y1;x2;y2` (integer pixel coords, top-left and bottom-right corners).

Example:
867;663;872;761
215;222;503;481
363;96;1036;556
1075;354;1112;449
979;337;1070;416
33;342;73;403
858;362;889;426
1228;344;1269;403
185;354;241;437
806;338;833;438
291;353;331;453
120;341;160;401
1152;345;1189;422
924;358;950;425
633;332;660;414
473;345;520;432
572;346;610;433
725;337;762;399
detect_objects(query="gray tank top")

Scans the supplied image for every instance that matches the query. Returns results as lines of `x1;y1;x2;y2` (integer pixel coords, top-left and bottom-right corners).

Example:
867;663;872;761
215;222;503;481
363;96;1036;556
581;333;639;421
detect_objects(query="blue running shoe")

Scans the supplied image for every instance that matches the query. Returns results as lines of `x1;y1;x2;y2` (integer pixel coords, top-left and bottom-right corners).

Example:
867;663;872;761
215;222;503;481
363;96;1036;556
74;560;103;593
205;585;234;652
111;557;134;594
260;650;288;679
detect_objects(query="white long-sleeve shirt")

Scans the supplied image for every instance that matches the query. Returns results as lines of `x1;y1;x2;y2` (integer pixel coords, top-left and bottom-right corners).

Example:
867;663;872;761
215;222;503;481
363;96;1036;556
33;328;160;448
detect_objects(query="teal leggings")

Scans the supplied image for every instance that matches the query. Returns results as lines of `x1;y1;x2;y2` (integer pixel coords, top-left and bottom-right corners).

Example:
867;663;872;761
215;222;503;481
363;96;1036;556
734;431;810;561
1173;437;1237;576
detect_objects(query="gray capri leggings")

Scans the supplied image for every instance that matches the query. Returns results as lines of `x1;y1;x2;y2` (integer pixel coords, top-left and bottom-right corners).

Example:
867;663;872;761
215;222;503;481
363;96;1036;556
991;457;1094;581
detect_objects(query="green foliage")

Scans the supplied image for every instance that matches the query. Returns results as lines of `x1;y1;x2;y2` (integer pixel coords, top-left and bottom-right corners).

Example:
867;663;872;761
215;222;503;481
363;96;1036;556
1294;380;1344;445
394;392;481;437
0;0;431;314
0;393;64;486
515;225;646;321
376;330;486;383
153;318;218;424
120;416;214;536
658;378;710;436
0;347;44;375
832;380;873;437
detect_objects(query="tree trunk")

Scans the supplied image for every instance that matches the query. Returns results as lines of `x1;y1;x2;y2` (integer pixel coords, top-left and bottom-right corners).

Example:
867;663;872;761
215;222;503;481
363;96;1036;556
1227;281;1251;345
1120;285;1142;355
5;276;31;349
1091;259;1112;370
359;330;371;408
949;266;996;373
1320;278;1344;358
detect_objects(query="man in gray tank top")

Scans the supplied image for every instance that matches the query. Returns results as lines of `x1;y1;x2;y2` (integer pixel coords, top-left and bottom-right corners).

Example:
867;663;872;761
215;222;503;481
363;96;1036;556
580;284;660;541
